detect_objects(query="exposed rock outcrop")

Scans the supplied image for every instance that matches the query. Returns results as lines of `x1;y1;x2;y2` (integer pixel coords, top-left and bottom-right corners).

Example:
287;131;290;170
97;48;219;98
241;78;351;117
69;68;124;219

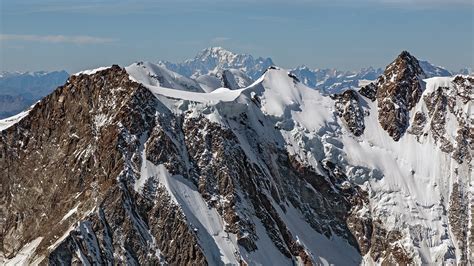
333;89;366;136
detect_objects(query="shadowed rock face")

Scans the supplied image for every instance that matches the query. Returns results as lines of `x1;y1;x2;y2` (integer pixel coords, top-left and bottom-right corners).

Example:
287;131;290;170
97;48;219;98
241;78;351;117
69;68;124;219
359;83;377;102
449;183;469;265
360;51;426;141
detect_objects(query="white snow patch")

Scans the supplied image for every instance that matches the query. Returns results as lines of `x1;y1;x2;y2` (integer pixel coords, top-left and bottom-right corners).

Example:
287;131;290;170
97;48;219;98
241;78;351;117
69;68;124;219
258;68;336;131
0;109;31;131
125;62;204;92
126;62;245;104
138;81;244;104
279;205;361;265
74;66;111;76
60;205;79;222
4;237;43;266
48;225;75;251
240;217;292;266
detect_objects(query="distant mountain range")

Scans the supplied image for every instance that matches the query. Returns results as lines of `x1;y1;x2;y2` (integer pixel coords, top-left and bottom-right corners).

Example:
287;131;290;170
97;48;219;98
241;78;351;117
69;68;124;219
0;71;69;118
159;47;467;94
0;47;470;119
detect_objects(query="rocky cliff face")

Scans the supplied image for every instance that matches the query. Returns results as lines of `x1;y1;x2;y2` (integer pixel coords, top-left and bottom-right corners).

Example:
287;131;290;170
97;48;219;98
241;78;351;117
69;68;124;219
332;90;366;136
1;52;472;265
409;76;473;162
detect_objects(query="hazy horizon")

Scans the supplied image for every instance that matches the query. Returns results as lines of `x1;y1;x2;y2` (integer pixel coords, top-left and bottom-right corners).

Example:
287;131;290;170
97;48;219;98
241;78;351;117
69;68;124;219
1;0;473;73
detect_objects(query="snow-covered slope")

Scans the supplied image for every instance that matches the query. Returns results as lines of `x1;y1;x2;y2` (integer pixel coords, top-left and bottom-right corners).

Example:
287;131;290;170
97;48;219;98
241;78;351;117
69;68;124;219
127;63;472;264
126;62;205;92
2;52;472;265
0;108;31;131
346;76;471;264
195;69;253;92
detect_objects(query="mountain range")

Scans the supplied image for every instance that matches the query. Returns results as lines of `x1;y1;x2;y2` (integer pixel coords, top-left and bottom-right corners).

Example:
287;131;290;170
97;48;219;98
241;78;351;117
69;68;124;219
1;49;472;265
0;47;468;120
0;71;69;119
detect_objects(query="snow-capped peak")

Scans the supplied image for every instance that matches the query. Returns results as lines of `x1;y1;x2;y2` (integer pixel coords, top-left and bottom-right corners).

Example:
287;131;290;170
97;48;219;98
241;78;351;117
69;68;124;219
192;46;239;63
159;47;274;80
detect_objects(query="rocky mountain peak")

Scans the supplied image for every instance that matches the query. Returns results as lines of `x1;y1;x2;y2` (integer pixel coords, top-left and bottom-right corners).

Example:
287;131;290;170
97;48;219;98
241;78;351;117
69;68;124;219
385;50;426;82
360;50;426;140
1;65;365;264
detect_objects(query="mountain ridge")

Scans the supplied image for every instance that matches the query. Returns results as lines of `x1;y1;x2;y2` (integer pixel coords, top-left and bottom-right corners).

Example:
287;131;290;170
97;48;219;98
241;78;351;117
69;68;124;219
0;47;465;120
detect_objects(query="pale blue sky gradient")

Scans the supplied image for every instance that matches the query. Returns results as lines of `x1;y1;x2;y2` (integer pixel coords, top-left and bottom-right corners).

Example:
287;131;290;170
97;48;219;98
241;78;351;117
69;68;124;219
1;0;473;72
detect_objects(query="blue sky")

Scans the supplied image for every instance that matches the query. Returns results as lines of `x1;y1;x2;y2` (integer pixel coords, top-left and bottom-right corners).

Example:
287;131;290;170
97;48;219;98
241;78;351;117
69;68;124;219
0;0;473;73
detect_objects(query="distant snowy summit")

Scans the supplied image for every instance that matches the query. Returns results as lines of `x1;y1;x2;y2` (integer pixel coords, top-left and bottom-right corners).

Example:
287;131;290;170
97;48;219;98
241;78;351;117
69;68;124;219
159;46;274;80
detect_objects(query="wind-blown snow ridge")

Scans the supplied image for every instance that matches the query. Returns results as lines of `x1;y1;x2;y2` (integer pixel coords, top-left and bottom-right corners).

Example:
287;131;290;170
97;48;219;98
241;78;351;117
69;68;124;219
74;66;112;76
0;108;31;131
126;62;247;103
126;62;205;92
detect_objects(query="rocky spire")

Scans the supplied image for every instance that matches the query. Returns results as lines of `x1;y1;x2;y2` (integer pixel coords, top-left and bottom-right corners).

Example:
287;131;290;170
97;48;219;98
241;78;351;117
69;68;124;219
360;50;426;140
